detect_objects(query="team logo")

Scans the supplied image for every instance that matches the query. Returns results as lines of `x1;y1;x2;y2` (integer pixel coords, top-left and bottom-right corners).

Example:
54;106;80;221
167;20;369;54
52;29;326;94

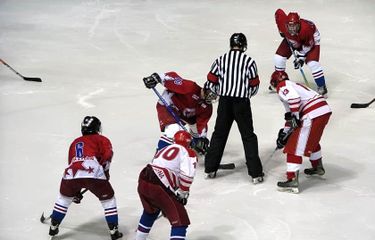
282;89;289;96
173;77;183;85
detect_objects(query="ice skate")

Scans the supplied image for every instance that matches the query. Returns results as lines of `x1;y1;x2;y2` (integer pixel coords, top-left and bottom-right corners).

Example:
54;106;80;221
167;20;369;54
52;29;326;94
205;171;217;179
277;172;299;193
109;224;123;240
268;85;276;93
48;219;60;237
304;159;325;176
252;173;265;184
317;85;328;98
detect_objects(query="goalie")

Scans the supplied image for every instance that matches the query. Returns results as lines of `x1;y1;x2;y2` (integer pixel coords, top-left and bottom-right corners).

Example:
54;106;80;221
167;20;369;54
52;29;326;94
143;71;217;155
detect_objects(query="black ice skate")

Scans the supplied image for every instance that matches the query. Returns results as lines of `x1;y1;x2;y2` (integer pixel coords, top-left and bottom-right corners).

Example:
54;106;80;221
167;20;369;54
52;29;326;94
317;85;328;98
206;171;217;179
277;172;299;194
304;159;325;176
252;172;265;184
109;224;123;240
49;219;60;237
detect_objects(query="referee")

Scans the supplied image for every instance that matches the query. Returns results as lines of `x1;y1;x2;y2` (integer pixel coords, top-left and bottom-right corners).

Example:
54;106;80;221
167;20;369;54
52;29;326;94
204;33;264;184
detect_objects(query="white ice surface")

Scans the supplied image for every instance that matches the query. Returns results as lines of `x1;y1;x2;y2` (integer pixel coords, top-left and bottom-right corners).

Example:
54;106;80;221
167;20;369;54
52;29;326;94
1;0;374;240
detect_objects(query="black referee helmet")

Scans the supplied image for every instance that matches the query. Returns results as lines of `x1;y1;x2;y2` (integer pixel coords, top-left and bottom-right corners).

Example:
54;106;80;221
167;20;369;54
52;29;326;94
230;33;247;51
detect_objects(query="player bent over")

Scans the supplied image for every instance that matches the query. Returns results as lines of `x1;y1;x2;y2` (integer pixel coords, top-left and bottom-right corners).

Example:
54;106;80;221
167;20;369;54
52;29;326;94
143;71;217;154
270;71;332;193
48;116;123;239
135;130;197;240
271;9;328;98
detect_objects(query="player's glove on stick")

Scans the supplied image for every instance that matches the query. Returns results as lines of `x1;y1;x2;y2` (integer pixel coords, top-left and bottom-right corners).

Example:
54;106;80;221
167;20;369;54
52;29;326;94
191;137;209;155
143;73;161;89
285;112;299;129
276;128;289;149
293;51;306;69
72;192;84;204
175;188;189;205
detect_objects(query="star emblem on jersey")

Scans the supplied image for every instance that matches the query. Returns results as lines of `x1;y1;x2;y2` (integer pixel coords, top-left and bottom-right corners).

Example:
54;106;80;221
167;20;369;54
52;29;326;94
64;160;92;177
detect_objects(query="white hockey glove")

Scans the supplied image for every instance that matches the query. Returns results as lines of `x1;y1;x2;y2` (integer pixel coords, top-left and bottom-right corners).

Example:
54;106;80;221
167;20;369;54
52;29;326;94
175;188;189;205
293;51;306;69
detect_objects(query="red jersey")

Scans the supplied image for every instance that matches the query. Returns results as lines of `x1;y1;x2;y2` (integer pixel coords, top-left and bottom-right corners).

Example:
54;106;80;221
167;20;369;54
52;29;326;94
275;9;318;54
64;134;113;180
158;72;213;136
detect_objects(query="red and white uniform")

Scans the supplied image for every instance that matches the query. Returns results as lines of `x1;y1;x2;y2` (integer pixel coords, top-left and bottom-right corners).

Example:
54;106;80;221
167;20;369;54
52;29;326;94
151;144;197;193
274;9;326;89
156;72;212;137
137;144;197;226
275;9;320;57
276;80;331;176
64;134;113;180
59;134;115;201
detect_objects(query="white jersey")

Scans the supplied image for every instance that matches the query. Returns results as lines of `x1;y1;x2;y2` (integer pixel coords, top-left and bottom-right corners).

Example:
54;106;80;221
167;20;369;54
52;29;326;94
151;144;197;192
277;80;331;120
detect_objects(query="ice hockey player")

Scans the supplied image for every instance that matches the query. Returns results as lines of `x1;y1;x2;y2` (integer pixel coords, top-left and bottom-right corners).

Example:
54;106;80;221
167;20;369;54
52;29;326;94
143;71;217;155
271;9;328;98
135;130;197;240
270;71;332;193
47;116;123;239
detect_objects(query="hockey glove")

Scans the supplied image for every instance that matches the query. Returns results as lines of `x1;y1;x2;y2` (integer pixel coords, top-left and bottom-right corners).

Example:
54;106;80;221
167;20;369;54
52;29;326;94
284;112;299;129
175;188;189;205
276;128;290;149
191;137;210;155
143;73;161;89
72;192;84;204
293;51;306;69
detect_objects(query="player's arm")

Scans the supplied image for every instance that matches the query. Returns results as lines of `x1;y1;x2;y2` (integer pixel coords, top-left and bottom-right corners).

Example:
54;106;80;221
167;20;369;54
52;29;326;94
178;149;197;191
99;136;114;179
275;8;287;37
278;85;301;129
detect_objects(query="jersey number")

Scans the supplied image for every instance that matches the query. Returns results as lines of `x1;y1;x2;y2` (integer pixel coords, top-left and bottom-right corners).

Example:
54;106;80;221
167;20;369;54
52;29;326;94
75;142;84;158
154;146;180;161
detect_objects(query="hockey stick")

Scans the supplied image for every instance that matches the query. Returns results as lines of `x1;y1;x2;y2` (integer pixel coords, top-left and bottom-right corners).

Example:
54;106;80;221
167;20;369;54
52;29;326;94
151;87;189;133
268;126;295;161
0;58;42;82
284;39;310;87
350;98;375;108
40;189;89;223
151;87;235;170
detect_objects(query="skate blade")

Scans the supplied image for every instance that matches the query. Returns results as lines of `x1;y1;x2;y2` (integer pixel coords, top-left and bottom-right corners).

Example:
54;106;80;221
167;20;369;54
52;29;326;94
305;174;326;180
277;186;299;194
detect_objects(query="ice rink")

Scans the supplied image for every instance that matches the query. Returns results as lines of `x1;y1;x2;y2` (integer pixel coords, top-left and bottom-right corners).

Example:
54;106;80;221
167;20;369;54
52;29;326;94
1;0;374;239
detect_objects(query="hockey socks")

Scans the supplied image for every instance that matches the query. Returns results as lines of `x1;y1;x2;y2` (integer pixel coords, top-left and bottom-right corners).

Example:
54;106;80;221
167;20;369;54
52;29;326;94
135;210;160;240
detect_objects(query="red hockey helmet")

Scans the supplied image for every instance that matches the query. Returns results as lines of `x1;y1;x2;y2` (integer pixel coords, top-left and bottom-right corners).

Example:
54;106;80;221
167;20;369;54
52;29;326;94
270;71;289;89
174;130;192;148
286;12;301;36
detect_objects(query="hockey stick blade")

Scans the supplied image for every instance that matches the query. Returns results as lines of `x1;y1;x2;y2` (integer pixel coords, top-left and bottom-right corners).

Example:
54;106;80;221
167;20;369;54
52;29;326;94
350;98;375;108
40;212;51;224
218;163;235;170
23;77;42;82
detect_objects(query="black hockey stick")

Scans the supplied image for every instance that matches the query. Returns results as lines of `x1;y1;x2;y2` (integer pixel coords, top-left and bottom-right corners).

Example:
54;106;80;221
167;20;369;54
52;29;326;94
350;98;375;108
40;189;89;223
151;87;235;170
0;58;42;82
218;163;236;169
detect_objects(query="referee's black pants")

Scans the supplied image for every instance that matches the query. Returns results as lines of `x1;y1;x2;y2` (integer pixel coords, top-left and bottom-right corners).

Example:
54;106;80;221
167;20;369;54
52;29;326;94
204;96;263;178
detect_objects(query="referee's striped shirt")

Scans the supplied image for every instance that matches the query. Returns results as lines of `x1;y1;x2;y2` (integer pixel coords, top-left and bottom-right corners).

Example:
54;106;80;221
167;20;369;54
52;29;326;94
205;49;260;98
